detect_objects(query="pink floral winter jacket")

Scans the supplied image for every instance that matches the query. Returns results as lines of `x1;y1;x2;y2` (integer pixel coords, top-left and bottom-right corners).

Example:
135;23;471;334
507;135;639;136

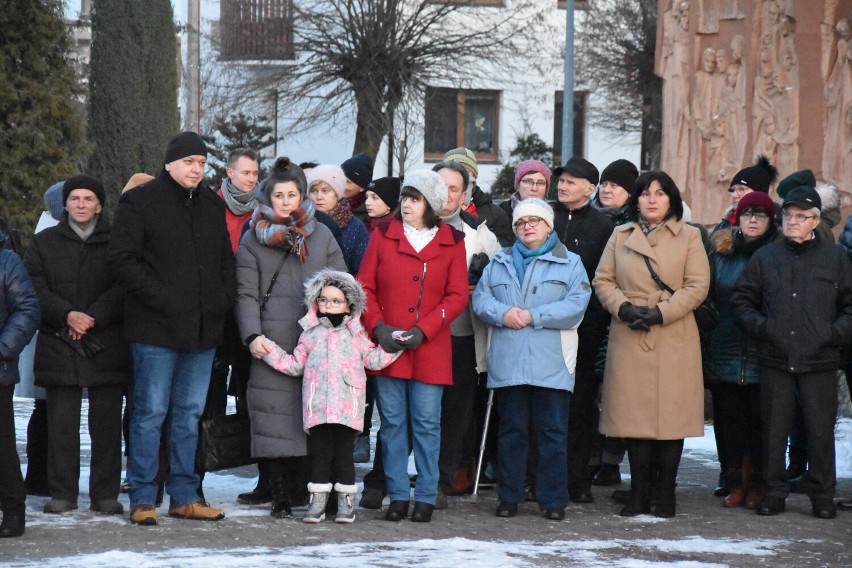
263;309;400;432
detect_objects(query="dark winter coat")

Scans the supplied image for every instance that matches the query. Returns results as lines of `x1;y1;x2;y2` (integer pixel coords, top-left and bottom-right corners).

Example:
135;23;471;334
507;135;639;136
471;186;514;246
591;196;631;227
730;232;852;373
705;224;777;385
25;216;131;388
0;249;39;386
235;224;346;458
109;171;236;351
358;220;469;386
839;212;852;263
553;199;614;357
338;216;371;275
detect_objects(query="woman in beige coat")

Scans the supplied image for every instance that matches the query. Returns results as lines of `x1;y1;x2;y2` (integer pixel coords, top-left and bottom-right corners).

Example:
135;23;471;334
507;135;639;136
593;171;710;518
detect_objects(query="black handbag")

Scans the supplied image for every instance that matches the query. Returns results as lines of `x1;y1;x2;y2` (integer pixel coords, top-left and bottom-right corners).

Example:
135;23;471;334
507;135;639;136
641;255;719;333
196;413;254;472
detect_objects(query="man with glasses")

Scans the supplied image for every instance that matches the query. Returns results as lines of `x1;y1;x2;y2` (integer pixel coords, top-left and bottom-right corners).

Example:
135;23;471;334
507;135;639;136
731;185;852;519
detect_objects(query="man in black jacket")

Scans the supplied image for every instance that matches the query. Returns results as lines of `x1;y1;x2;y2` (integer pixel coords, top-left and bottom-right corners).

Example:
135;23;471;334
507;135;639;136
552;157;614;504
110;132;236;526
731;186;852;519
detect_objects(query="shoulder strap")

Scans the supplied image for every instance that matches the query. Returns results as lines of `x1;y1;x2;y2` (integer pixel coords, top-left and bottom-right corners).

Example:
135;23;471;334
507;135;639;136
642;255;675;295
260;249;291;314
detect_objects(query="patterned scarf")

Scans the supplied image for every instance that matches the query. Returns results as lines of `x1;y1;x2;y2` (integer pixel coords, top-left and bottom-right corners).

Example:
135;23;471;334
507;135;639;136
328;198;354;229
250;200;317;262
220;177;258;216
638;213;671;236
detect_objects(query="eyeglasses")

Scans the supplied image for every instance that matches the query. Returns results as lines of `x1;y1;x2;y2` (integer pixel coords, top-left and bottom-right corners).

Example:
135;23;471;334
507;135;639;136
513;216;543;230
520;178;549;190
740;209;769;221
317;298;346;307
781;212;816;223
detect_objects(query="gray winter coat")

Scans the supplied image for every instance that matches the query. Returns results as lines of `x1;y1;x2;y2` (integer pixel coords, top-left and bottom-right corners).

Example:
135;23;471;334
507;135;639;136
235;223;346;458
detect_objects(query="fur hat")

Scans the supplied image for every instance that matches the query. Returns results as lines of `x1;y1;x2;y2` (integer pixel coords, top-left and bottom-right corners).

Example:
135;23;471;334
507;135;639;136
735;191;775;223
514;160;552;188
63;174;106;206
553;157;599;186
44;181;65;221
341;153;373;190
776;169;816;200
164;131;207;164
303;268;367;315
512;197;554;230
402;170;448;214
728;155;778;193
307;164;347;199
366;176;401;211
599;159;639;192
122;173;155;194
443;147;478;178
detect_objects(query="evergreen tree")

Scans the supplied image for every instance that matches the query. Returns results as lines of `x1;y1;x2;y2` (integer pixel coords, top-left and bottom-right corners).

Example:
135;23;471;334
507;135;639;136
202;113;276;187
88;0;178;203
490;133;554;199
0;0;85;246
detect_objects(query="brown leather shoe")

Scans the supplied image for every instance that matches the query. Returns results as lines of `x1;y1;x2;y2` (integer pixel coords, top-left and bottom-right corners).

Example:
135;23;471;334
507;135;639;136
744;486;761;510
168;501;225;521
129;504;159;526
723;484;747;508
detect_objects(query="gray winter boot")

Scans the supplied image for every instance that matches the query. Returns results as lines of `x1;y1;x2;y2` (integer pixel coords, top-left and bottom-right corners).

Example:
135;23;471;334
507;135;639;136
303;483;332;524
334;483;358;523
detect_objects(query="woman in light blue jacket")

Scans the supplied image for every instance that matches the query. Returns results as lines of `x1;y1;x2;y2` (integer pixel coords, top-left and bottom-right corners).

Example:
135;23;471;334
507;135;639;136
472;198;591;521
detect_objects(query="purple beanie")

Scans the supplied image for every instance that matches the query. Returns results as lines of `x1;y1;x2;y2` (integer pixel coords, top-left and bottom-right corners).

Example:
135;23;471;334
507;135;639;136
514;160;552;188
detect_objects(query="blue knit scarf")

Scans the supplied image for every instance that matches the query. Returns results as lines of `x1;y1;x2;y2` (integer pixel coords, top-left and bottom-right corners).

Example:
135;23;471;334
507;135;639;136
512;231;558;283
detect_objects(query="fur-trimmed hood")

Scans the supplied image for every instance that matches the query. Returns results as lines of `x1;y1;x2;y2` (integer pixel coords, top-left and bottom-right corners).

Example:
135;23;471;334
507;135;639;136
302;268;367;315
710;223;778;256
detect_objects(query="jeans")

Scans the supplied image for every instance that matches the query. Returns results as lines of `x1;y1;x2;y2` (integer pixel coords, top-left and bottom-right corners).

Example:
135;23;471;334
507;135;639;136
128;343;215;508
375;375;443;505
496;385;570;510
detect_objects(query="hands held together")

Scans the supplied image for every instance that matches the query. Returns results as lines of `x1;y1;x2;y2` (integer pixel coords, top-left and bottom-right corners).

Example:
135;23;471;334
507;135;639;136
618;302;663;332
502;306;532;330
374;322;425;353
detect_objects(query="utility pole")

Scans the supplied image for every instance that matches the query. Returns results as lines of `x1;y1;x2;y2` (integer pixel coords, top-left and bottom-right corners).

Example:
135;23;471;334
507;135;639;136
561;0;575;164
186;0;201;133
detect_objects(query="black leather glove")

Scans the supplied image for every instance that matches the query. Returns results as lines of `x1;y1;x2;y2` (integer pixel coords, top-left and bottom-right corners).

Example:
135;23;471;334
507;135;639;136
81;334;104;358
468;252;490;285
642;307;663;327
396;326;425;349
373;321;405;353
618;302;647;324
57;328;89;358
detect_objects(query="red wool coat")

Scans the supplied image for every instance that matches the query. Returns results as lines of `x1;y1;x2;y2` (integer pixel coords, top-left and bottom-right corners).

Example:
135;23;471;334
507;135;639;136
358;220;469;385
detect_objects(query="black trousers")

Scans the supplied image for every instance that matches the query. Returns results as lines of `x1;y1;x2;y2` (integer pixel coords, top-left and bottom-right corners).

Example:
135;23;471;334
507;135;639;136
714;382;761;479
46;385;124;502
761;368;837;500
0;385;26;513
25;398;49;491
307;424;358;485
438;335;478;493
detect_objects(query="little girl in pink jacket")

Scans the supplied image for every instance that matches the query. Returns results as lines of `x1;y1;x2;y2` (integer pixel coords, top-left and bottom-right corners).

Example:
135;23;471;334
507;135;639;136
262;269;399;524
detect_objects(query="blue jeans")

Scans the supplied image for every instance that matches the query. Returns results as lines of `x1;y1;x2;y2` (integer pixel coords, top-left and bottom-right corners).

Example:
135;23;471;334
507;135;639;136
129;343;215;508
496;385;570;510
375;376;443;504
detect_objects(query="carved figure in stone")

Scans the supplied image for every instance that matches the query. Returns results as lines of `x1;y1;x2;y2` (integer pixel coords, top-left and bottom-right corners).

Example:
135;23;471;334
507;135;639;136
720;0;745;20
823;18;852;185
699;0;720;34
773;15;800;176
661;1;692;189
706;110;733;220
753;46;779;164
727;34;747;169
688;47;718;221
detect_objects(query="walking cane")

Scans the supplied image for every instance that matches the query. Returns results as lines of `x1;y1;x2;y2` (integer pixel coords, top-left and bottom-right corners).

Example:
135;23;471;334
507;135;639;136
470;389;494;503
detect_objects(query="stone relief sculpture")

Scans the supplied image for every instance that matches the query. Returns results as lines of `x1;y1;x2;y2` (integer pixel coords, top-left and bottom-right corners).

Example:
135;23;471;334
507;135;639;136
752;46;778;165
773;15;800;176
660;0;692;190
727;34;747;170
720;0;745;20
699;0;720;34
687;48;718;220
822;17;852;184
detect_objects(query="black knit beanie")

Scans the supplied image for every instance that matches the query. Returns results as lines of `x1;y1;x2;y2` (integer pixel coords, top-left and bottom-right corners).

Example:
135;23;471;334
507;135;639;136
366;177;401;211
728;155;778;193
164;131;208;164
341;153;373;189
63;174;106;206
600;159;639;191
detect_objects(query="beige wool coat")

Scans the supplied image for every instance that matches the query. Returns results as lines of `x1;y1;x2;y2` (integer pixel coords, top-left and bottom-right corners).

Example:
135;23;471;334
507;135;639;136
593;218;710;440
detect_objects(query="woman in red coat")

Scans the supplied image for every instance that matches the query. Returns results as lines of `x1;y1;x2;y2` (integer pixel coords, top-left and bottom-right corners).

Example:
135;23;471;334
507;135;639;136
358;170;468;523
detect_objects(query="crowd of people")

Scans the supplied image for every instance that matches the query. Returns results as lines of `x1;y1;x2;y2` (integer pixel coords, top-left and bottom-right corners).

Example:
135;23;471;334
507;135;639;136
1;131;851;539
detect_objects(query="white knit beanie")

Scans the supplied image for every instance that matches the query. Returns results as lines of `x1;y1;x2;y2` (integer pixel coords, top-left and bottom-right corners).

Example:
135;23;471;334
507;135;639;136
307;164;347;199
512;198;554;230
402;170;448;214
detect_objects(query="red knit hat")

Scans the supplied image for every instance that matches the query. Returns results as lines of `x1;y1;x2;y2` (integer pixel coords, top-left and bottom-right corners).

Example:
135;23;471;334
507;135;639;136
514;160;552;188
735;191;775;224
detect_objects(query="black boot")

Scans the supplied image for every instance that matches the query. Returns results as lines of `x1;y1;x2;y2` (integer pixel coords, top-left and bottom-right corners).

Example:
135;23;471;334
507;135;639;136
653;439;683;518
0;509;25;538
269;476;292;519
238;462;272;505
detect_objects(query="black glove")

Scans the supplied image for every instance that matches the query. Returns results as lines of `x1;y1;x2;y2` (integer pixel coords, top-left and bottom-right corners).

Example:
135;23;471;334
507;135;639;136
373;321;405;353
618;302;647;324
81;334;104;358
468;252;490;285
396;326;425;349
642;307;663;327
57;328;90;358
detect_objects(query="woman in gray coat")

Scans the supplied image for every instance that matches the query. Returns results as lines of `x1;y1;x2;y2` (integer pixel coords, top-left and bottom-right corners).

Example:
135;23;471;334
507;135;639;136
235;158;346;518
